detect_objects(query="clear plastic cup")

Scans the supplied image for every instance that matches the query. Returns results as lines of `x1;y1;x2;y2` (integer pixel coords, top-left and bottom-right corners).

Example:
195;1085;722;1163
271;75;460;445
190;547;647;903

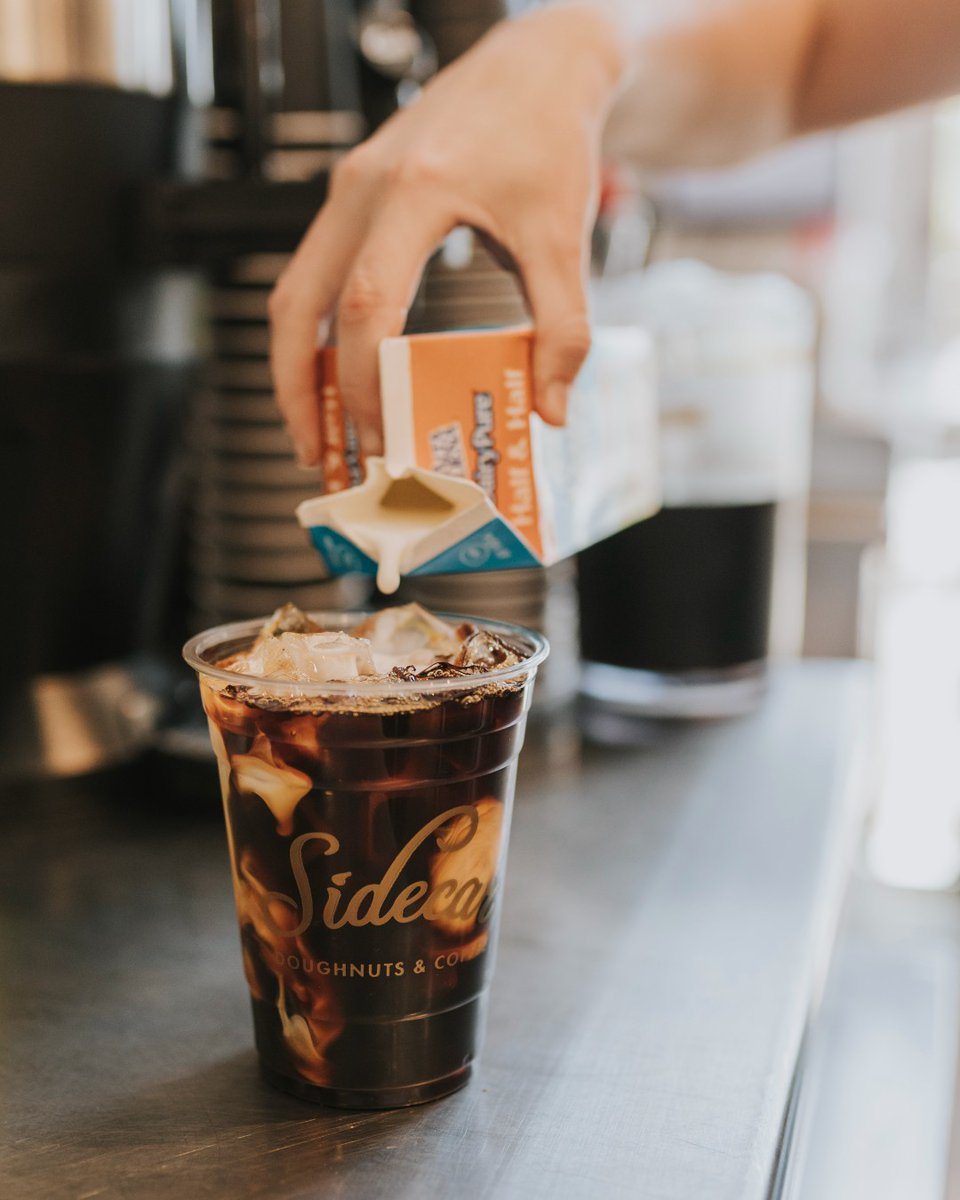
183;611;547;1109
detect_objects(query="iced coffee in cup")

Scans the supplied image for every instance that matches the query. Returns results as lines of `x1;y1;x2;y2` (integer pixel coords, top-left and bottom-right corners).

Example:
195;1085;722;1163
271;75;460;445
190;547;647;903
183;603;547;1108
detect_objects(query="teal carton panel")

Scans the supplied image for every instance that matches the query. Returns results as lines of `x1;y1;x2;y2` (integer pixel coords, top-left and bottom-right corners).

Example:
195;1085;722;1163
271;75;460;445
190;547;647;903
309;526;377;577
411;519;541;576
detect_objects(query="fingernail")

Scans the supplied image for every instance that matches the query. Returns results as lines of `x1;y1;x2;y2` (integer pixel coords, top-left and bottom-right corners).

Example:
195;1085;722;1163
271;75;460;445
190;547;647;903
542;381;569;425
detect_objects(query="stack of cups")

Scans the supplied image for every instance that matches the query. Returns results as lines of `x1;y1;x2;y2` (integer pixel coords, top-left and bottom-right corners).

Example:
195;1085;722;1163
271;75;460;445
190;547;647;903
190;253;371;627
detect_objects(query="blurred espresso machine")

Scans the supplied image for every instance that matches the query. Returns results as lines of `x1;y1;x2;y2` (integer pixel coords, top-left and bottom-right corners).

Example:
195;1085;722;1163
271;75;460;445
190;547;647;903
0;0;189;780
0;0;514;783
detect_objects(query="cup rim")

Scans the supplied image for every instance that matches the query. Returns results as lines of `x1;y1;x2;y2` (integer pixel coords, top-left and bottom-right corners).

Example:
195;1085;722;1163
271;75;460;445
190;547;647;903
182;608;550;698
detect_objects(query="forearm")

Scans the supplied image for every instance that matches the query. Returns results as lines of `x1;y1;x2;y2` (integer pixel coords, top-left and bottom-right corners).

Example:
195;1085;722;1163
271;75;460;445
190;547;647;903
587;0;960;169
793;0;960;132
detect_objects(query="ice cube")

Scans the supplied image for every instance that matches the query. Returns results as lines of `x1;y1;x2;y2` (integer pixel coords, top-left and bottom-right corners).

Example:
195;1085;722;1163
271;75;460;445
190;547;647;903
232;635;294;680
253;603;321;648
354;603;463;671
231;630;377;682
454;629;524;671
278;632;376;682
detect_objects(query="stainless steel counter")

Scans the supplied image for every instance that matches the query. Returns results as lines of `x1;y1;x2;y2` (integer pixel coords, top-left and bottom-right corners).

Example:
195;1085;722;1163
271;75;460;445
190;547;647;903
0;662;868;1200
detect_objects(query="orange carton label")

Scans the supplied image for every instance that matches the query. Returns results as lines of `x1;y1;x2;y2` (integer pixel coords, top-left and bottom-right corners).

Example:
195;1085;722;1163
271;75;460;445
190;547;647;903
391;329;543;559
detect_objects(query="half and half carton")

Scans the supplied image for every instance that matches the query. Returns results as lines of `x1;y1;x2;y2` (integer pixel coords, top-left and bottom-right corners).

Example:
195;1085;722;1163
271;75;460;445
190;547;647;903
297;326;659;592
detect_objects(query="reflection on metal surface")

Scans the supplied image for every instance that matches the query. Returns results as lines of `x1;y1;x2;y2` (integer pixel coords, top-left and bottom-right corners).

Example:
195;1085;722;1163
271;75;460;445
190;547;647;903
9;664;161;781
0;0;172;93
358;0;436;84
271;109;364;144
579;660;769;729
865;453;960;890
784;880;960;1200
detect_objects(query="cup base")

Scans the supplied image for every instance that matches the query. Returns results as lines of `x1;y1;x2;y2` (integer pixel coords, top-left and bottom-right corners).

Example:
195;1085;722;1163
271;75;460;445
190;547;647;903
259;1062;473;1109
579;660;768;730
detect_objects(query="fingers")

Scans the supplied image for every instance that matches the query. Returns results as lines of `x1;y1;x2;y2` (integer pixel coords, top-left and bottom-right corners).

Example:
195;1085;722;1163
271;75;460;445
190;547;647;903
335;200;456;456
268;168;371;466
515;235;592;426
270;140;455;464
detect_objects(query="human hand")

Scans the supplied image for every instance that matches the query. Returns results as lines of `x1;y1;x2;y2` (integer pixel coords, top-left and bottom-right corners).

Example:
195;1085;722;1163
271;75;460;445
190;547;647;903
269;3;625;465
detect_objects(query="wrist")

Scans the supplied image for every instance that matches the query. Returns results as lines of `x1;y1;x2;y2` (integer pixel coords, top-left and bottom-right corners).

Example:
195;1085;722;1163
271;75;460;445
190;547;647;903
548;3;630;90
504;3;629;102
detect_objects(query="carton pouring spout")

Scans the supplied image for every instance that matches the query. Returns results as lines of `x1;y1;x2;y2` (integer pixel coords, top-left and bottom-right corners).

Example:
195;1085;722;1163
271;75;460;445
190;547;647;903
380;475;455;519
364;474;456;594
297;459;499;595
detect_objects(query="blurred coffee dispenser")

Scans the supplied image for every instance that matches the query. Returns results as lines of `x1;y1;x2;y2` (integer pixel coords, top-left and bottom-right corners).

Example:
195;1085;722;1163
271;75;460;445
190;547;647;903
0;0;189;779
0;0;520;781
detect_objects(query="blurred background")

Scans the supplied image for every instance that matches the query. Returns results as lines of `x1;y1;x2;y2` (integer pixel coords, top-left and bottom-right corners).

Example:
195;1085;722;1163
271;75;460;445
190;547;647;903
3;1;960;1193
